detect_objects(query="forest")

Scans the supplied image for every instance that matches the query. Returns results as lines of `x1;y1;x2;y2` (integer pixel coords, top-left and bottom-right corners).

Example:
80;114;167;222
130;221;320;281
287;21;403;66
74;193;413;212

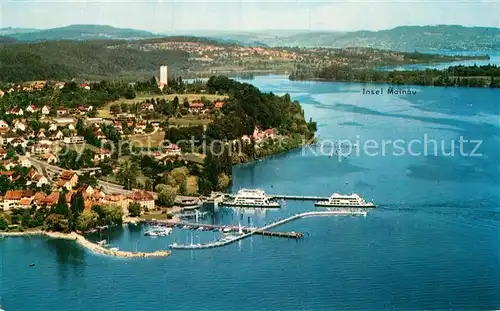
289;64;500;88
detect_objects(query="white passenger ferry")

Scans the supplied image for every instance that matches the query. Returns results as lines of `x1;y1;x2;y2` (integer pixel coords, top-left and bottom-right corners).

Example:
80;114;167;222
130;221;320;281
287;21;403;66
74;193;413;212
315;193;375;208
222;189;280;208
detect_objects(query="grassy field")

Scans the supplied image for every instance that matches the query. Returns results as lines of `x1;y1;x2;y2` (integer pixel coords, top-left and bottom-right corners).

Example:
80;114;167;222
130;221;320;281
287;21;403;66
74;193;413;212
98;93;227;118
168;116;212;127
186;176;198;194
129;131;166;147
183;153;205;164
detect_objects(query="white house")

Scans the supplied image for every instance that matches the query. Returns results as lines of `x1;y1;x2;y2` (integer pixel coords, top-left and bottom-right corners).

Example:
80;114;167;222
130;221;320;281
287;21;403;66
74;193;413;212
14;121;27;132
31;143;51;154
26;105;39;113
42;153;58;164
18;156;32;168
52;130;64;140
48;123;58;131
94;149;111;161
42;105;51;115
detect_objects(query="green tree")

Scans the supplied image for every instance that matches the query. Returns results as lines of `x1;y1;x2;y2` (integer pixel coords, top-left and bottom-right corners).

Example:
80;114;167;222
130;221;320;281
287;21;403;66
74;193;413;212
45;214;70;232
75;211;99;232
70;192;85;230
158;185;176;207
128;203;142;217
0;215;9;230
53;191;69;216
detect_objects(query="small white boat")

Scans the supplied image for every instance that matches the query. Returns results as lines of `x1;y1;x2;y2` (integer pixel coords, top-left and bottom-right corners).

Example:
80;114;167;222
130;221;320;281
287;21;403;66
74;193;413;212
97;240;107;246
223;228;231;233
110;247;119;251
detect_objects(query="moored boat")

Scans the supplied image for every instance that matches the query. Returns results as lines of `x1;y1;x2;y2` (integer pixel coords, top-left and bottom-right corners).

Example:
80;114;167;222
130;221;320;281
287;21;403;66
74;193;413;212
221;189;280;208
315;193;375;208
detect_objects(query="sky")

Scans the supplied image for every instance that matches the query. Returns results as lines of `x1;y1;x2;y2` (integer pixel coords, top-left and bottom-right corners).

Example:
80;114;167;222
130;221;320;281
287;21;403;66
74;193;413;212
0;0;499;33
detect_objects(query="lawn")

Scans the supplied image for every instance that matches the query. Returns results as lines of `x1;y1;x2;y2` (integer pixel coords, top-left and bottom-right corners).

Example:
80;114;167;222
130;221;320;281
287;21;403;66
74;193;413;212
129;131;166;148
168;116;212;127
183;153;205;164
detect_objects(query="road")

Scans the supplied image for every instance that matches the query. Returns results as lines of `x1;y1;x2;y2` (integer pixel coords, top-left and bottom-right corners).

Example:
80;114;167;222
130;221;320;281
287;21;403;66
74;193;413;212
27;155;156;197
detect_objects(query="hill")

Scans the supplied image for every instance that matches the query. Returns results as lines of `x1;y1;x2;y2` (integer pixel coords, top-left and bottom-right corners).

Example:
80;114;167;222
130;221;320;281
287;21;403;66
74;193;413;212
0;40;190;82
5;24;160;42
210;25;500;52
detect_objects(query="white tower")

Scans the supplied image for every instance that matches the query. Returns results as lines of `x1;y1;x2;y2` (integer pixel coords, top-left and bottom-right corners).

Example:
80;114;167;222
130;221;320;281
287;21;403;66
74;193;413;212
160;65;168;86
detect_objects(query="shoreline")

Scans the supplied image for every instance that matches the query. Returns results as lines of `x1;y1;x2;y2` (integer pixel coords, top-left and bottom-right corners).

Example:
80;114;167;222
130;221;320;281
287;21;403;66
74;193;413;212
0;230;171;259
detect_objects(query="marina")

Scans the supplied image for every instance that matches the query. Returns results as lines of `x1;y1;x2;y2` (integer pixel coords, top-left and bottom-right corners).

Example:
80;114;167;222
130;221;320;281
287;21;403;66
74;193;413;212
169;210;367;249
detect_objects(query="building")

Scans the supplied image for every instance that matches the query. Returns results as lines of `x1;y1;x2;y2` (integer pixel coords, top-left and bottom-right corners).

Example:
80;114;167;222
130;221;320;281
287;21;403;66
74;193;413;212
56;171;78;190
2;190;34;210
165;144;182;156
189;101;205;113
94;149;111;161
130;191;155;211
214;101;225;109
0;120;9;129
63;136;84;144
41;153;58;164
31;143;51;154
26;105;39;113
57;107;68;115
159;65;168;87
41;105;51;115
6;108;23;116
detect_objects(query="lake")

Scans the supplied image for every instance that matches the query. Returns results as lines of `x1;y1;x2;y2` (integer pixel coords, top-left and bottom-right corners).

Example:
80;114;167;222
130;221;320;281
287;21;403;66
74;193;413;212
1;75;499;310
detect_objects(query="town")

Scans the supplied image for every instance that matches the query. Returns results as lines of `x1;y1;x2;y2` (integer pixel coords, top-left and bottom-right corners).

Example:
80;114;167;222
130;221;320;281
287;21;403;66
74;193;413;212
0;72;315;233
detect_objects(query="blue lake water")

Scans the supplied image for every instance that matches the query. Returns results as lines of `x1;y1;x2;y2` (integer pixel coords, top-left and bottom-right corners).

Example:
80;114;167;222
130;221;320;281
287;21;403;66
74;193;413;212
1;75;499;310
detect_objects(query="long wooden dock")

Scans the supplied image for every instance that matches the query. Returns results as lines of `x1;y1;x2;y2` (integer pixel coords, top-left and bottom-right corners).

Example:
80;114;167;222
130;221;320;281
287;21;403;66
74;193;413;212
170;221;303;238
169;210;367;250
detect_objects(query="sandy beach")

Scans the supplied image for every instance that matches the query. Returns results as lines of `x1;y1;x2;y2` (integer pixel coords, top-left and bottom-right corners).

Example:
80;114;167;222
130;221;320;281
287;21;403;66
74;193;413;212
0;230;171;258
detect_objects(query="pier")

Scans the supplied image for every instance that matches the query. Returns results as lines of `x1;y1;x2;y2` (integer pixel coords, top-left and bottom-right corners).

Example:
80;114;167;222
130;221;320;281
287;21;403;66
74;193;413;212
170;210;367;250
269;194;329;201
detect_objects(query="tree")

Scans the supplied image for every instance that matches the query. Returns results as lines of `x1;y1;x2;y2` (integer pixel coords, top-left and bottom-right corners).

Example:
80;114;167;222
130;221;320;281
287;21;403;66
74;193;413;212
179;179;188;195
102;205;123;226
0;215;9;230
169;167;189;186
172;96;179;111
124;87;136;99
110;104;121;115
70;192;85;230
53;191;69;216
117;161;138;190
21;210;31;228
45;214;70;232
158;185;176;207
75;211;99;232
128;203;142;217
144;179;152;191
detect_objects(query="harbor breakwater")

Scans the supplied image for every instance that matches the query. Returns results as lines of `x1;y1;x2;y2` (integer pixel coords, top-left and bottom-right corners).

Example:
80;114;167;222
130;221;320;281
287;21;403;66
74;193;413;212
0;230;171;258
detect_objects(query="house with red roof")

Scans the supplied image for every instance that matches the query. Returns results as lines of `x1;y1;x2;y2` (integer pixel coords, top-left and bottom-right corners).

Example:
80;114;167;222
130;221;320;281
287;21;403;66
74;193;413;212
214;101;225;109
6;108;23;116
56;171;78;190
26;105;39;113
189;101;205;113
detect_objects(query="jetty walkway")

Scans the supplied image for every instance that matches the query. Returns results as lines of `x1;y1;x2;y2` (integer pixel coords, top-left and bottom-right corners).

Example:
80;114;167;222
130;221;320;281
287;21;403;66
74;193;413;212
170;210;367;250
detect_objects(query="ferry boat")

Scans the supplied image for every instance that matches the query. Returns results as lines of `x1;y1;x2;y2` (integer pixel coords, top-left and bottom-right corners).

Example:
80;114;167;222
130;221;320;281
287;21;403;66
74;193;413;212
315;193;375;208
221;189;280;208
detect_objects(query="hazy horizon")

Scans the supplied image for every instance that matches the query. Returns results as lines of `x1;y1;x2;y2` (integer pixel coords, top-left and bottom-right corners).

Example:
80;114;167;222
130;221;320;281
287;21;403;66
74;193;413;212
1;0;498;33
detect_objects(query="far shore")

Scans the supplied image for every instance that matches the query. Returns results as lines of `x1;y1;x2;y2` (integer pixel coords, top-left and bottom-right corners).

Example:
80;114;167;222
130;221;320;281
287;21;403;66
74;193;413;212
0;230;171;259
